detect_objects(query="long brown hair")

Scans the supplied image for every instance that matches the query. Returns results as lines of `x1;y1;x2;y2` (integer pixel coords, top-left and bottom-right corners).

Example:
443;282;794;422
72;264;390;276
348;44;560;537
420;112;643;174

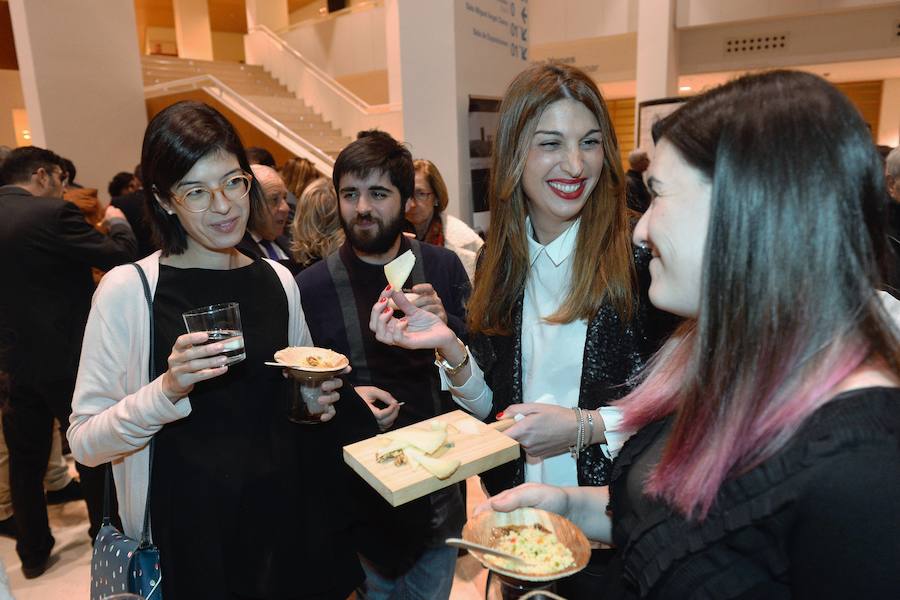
280;156;320;198
468;62;635;336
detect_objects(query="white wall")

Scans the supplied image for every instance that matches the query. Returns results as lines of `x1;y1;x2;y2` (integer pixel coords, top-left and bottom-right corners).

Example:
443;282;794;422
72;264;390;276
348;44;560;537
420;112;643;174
679;4;900;74
0;69;24;148
676;0;900;28
8;0;147;199
531;0;635;44
281;4;387;77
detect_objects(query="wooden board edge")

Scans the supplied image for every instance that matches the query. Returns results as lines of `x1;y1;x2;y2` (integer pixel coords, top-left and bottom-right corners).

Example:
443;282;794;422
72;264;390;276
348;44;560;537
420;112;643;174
342;447;396;505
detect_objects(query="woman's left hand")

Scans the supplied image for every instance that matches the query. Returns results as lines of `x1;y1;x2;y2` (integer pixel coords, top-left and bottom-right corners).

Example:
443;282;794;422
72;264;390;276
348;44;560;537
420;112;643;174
306;366;350;422
501;403;579;459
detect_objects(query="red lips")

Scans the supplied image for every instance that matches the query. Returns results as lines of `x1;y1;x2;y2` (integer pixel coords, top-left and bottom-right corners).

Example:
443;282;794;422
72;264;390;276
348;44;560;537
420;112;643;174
547;178;587;200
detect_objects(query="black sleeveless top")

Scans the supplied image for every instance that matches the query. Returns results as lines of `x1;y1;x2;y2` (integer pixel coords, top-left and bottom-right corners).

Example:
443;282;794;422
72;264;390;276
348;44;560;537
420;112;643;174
150;259;361;599
604;388;900;599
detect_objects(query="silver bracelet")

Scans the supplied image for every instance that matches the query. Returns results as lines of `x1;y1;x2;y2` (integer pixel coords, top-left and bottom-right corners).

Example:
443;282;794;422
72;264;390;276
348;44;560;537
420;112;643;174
570;407;582;460
584;410;594;450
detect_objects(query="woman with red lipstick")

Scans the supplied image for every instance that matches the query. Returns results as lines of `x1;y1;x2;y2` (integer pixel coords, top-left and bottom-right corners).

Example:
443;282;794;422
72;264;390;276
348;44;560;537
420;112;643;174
69;101;371;598
370;62;674;596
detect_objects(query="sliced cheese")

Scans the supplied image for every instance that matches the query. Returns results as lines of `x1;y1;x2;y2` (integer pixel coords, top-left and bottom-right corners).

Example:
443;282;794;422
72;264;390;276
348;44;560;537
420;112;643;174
384;249;415;291
382;427;446;455
405;447;460;480
375;437;410;461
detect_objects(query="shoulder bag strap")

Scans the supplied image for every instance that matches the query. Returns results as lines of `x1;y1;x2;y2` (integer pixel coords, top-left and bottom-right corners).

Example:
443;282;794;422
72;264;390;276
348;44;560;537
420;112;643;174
131;262;156;547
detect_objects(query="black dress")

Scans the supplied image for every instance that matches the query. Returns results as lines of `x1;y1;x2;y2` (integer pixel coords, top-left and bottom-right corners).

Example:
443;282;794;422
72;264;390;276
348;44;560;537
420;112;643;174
604;388;900;599
150;259;362;599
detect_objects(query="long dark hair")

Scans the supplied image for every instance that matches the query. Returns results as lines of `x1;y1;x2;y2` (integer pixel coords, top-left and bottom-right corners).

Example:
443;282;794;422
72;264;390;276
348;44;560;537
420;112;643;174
467;62;635;336
141;101;265;255
617;70;900;518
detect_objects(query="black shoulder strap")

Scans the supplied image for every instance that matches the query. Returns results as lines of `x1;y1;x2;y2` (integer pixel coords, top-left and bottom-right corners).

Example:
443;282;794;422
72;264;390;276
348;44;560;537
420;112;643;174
325;250;372;385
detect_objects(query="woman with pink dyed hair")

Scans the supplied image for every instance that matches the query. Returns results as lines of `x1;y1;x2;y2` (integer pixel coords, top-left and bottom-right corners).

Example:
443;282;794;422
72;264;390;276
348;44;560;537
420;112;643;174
480;70;900;598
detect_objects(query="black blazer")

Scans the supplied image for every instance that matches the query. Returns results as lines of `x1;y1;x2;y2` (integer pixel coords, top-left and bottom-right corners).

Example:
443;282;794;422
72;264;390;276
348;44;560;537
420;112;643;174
110;190;157;259
0;185;137;390
235;231;301;276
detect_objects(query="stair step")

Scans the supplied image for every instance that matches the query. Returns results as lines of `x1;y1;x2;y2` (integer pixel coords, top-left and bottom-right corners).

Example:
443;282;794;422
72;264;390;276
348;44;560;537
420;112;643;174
142;56;350;161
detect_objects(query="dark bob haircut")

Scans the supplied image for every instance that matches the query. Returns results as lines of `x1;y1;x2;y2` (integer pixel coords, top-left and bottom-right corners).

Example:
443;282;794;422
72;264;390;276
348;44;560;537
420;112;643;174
331;130;414;205
141;101;265;256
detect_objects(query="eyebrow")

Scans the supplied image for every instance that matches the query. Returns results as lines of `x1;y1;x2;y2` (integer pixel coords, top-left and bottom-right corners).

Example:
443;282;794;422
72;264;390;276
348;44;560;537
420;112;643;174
176;168;242;189
534;128;602;138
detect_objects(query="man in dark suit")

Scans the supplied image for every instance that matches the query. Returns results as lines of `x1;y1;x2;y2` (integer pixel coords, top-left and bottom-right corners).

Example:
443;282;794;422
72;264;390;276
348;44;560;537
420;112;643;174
236;164;300;274
0;146;136;578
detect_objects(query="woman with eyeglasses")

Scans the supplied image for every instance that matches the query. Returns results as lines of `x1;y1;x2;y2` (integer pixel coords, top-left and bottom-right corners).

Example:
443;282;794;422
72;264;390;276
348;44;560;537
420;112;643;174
404;159;484;280
68;101;372;598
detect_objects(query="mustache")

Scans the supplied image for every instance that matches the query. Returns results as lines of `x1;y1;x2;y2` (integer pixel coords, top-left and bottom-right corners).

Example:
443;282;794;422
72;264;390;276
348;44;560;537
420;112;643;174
352;213;382;226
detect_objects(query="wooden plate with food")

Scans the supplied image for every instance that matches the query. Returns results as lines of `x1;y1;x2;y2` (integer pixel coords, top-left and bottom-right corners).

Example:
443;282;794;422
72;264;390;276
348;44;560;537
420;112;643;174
343;410;520;507
461;507;591;582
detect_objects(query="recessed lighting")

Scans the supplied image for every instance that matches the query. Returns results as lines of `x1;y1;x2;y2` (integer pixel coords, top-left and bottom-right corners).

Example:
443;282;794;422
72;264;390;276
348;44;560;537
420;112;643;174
679;85;692;91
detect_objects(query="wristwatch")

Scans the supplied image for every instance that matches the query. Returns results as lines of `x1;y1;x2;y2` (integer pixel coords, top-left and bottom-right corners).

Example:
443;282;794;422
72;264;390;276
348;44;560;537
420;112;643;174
435;339;469;377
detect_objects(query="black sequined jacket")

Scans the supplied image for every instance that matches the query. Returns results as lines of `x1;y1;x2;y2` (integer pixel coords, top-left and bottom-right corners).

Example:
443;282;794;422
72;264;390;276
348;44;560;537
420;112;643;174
472;247;677;495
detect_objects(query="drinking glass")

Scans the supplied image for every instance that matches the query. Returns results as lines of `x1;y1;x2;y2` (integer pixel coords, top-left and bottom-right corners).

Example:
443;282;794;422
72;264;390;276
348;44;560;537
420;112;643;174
182;302;246;365
285;371;331;424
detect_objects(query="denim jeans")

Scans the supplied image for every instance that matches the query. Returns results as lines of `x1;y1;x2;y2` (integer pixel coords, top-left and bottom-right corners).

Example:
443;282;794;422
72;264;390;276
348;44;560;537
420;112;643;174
357;544;458;600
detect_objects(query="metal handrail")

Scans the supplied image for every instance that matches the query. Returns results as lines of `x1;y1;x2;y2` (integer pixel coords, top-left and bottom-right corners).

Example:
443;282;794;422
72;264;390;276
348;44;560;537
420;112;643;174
143;74;336;172
248;25;399;114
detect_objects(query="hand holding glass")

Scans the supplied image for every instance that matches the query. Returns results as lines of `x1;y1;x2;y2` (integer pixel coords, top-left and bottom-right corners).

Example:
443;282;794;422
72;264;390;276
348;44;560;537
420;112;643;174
182;302;246;365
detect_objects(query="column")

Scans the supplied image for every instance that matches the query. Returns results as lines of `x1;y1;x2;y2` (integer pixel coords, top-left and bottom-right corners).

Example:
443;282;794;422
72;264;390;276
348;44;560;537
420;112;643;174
174;0;214;60
384;0;402;106
878;79;900;148
245;0;289;32
8;0;147;200
395;0;461;214
635;0;678;136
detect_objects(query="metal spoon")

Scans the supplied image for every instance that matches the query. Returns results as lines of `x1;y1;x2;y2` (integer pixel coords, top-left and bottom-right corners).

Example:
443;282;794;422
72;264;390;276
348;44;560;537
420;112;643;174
445;538;536;566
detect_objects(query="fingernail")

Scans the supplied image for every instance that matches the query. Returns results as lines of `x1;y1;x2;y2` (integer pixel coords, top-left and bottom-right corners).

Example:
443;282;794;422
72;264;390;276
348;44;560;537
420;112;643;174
385;284;392;291
497;411;505;419
379;297;386;303
383;306;391;314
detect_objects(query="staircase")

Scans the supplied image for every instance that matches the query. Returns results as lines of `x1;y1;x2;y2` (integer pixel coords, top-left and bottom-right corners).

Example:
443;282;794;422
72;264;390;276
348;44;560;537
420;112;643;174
141;56;353;164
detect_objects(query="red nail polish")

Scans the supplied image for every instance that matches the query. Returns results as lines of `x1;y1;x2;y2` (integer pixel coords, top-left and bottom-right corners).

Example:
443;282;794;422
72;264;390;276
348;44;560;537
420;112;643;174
385;284;392;291
379;297;386;303
383;306;391;314
497;411;505;419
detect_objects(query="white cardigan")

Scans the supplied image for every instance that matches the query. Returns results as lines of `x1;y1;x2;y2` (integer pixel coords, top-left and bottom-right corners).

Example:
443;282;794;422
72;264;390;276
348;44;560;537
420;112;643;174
68;251;310;539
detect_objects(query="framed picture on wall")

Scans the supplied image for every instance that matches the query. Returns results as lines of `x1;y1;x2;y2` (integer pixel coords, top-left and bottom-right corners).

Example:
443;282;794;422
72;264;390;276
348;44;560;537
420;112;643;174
468;96;502;235
637;97;688;160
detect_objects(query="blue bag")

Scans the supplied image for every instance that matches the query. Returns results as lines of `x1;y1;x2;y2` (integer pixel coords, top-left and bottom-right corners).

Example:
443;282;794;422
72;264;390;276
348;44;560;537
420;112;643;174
90;263;163;599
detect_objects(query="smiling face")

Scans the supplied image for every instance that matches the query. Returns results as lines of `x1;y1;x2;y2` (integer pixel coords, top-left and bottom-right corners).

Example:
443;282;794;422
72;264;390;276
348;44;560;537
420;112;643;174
162;151;249;262
633;139;713;318
521;98;604;242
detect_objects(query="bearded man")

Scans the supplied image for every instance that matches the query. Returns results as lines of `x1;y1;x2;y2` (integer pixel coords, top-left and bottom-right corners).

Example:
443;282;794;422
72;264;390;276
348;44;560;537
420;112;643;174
295;130;470;600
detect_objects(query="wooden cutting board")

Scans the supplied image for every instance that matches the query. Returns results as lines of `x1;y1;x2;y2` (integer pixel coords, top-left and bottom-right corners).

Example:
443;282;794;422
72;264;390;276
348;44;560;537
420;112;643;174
343;410;520;507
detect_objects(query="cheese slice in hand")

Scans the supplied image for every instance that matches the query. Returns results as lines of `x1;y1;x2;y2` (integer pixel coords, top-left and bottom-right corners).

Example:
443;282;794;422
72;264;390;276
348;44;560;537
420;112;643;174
382;427;447;455
405;447;460;480
384;249;415;291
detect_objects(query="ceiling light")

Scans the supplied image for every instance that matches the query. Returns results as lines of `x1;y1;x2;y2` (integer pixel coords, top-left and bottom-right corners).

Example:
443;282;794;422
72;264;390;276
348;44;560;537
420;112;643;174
679;85;692;91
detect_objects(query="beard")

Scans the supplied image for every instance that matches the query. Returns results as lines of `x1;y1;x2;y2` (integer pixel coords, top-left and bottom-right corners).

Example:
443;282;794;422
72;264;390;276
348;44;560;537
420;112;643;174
341;207;406;255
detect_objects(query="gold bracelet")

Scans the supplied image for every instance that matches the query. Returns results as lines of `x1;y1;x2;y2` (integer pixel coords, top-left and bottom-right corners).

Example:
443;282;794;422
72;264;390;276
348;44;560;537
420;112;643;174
435;339;469;376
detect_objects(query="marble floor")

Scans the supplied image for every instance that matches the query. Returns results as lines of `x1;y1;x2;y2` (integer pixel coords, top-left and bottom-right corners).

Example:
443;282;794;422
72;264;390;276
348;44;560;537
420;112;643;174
0;471;489;600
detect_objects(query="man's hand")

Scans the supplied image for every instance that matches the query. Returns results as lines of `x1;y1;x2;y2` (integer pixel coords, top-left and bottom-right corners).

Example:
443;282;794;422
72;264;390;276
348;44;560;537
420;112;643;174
357;385;401;431
409;283;447;324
